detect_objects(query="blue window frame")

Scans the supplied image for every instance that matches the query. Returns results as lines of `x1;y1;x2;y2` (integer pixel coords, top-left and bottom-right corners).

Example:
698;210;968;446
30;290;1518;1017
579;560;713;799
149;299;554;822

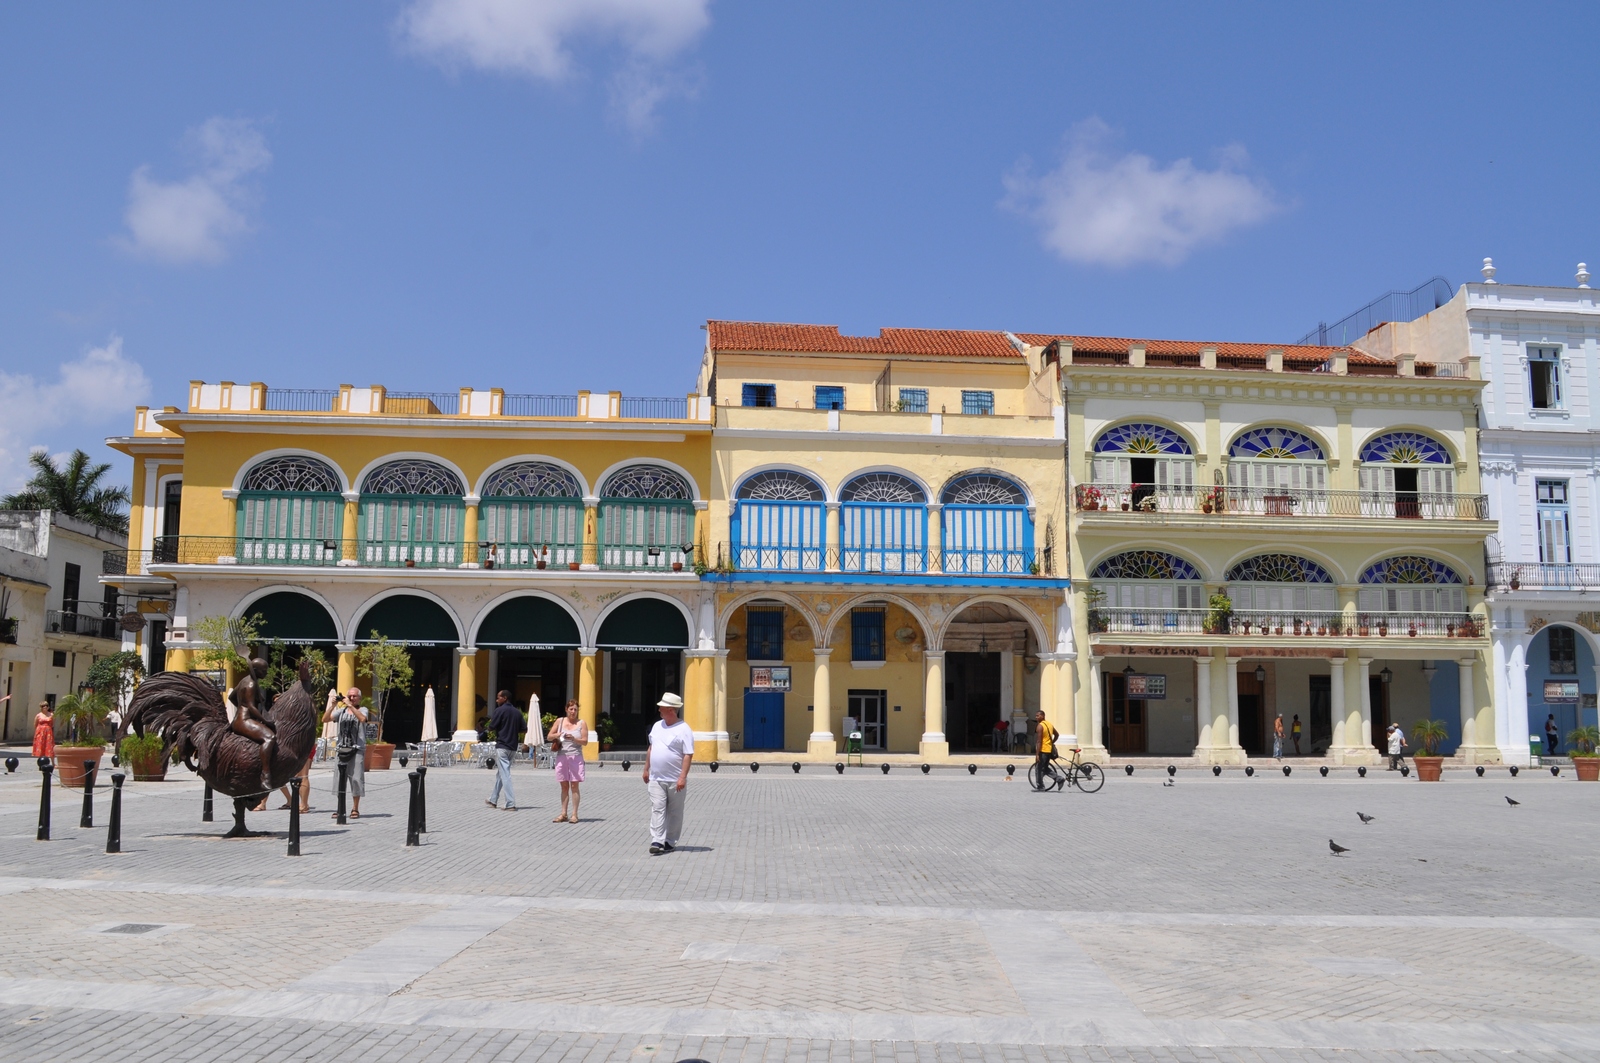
741;383;776;408
898;388;928;413
746;609;784;661
851;609;885;662
960;390;994;415
815;385;845;410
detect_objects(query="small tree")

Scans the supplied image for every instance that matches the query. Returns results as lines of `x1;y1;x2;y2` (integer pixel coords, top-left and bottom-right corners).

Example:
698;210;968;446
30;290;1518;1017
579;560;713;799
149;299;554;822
190;613;264;677
355;632;413;742
56;688;113;746
1567;724;1600;757
85;651;145;714
1410;718;1451;756
261;639;334;708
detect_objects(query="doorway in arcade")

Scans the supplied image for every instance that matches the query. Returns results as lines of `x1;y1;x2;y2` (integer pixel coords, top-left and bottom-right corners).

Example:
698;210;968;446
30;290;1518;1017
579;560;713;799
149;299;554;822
351;594;460;746
474;595;583;733
248;590;340;714
598;597;690;749
943;603;1036;753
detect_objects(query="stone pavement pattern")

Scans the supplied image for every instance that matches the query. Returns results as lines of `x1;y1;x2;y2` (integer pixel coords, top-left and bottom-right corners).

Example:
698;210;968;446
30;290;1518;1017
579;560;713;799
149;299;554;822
0;757;1596;1063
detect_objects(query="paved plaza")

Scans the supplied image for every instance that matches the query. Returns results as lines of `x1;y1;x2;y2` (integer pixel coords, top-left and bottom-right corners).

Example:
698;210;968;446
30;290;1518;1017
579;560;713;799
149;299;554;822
0;755;1596;1063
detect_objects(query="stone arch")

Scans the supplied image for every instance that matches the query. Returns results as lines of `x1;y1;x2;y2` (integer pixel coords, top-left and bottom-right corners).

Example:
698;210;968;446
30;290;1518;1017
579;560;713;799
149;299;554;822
734;465;829;502
468;590;587;649
346;588;464;646
593;457;702;502
1355;427;1457;465
473;455;589;500
935;595;1050;654
352;453;470;496
232;449;351;493
837;466;932;503
936;469;1033;508
1226;423;1331;460
1091;419;1197;456
233;586;341;644
821;592;937;651
715;590;823;651
591;592;696;650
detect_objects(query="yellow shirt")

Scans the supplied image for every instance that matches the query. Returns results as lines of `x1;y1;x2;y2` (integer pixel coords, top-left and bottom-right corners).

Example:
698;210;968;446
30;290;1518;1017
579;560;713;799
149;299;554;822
1037;721;1057;754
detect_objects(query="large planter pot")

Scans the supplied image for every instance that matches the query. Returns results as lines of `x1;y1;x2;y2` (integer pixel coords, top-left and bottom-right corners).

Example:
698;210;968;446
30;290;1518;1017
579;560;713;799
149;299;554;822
55;746;105;788
1573;757;1600;781
1413;755;1444;782
130;755;168;782
365;742;395;770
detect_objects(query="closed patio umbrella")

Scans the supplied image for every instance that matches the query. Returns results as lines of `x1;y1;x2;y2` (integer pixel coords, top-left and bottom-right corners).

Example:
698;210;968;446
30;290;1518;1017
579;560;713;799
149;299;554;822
421;686;438;743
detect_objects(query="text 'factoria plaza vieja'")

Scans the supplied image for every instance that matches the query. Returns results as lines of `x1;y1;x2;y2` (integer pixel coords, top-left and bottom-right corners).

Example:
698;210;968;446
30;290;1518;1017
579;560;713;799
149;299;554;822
99;261;1600;769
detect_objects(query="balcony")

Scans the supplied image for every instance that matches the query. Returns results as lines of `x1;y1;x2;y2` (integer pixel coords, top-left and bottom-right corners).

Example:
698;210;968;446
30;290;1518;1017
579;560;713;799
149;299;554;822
713;542;1043;577
46;609;119;639
1088;607;1484;639
1488;562;1600;591
1075;484;1489;522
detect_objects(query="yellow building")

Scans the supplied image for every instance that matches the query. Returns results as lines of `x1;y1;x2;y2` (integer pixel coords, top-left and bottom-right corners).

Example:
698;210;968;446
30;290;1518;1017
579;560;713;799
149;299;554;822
1047;334;1498;765
698;322;1071;760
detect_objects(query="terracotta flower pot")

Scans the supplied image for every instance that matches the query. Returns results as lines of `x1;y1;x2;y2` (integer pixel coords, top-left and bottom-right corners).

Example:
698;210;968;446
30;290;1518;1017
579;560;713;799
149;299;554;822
54;746;105;789
1358;626;1370;637
1573;757;1600;781
130;755;168;782
569;562;581;571
1413;755;1444;782
672;561;684;572
365;742;395;770
536;560;547;569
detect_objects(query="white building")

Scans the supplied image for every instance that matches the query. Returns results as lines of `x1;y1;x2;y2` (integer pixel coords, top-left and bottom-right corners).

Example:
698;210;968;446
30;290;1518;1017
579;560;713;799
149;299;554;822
0;510;127;743
1356;259;1600;765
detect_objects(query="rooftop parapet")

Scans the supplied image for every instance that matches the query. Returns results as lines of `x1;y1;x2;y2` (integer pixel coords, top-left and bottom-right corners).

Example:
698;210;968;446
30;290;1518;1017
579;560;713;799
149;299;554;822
183;382;712;421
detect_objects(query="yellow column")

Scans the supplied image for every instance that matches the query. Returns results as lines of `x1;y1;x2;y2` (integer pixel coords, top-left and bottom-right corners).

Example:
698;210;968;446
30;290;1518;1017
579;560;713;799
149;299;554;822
713;650;730;760
926;503;942;573
462;497;480;566
685;651;716;761
164;647;192;673
578;649;599;759
337;646;358;695
920;650;949;759
582;498;600;569
341;493;359;563
825;502;841;572
454;648;477;741
808;648;834;758
221;490;238;540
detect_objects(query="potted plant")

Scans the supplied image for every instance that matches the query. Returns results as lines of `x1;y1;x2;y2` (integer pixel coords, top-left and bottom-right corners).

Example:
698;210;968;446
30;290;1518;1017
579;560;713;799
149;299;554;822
356;632;414;770
1410;718;1450;781
1085;586;1109;633
536;545;548;570
569;560;581;570
117;732;169;781
597;713;616;751
1199;486;1226;515
1135;494;1157;512
1408;622;1417;637
1358;614;1370;637
1377;620;1388;637
1076;484;1104;512
53;688;111;788
1508;567;1522;591
1569;725;1600;780
1202;594;1233;635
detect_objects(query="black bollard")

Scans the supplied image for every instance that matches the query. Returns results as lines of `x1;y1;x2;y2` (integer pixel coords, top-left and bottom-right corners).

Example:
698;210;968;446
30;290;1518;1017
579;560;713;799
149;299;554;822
1475;765;1485;777
967;764;977;775
1551;765;1561;777
1005;764;1015;777
920;764;930;774
880;763;890;774
1212;765;1222;776
1166;765;1177;777
1509;765;1519;777
1282;765;1292;777
6;756;18;772
622;759;631;772
1358;765;1367;777
751;762;760;773
834;762;844;774
792;762;801;773
405;771;420;847
1319;765;1329;777
80;760;97;828
106;772;124;854
37;759;52;841
708;762;719;773
1124;764;1134;776
287;779;301;857
416;765;428;833
336;761;349;825
202;784;214;822
1245;766;1255;777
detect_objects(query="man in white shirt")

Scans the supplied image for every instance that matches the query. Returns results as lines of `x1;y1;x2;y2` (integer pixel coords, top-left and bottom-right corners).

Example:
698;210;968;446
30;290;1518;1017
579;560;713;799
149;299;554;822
642;692;694;855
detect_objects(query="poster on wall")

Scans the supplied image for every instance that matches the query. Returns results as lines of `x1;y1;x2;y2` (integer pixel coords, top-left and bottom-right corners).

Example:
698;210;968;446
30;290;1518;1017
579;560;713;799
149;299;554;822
1544;680;1580;704
1126;674;1167;699
750;666;792;691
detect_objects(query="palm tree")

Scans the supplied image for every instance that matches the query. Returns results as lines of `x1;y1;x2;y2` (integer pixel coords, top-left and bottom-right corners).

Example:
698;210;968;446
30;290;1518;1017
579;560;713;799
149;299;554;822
2;449;130;532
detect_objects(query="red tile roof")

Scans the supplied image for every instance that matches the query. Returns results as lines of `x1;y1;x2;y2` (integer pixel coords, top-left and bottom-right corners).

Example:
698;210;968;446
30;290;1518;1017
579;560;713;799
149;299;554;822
1014;333;1387;365
708;321;1021;359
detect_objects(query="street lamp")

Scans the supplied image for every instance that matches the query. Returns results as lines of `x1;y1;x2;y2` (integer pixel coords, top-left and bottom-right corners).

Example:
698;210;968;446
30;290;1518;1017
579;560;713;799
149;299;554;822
1380;666;1393;685
1254;664;1266;683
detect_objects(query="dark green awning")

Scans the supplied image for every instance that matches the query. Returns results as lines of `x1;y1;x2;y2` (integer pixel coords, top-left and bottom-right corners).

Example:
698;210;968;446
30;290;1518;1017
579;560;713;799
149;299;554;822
355;594;459;646
597;597;688;650
248;591;338;644
476;596;581;648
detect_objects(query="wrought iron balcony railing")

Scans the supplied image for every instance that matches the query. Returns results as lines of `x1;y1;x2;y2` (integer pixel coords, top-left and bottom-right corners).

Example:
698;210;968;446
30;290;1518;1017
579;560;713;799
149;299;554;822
1075;483;1489;521
1087;606;1485;638
712;542;1042;576
104;536;703;575
1488;562;1600;590
46;609;119;639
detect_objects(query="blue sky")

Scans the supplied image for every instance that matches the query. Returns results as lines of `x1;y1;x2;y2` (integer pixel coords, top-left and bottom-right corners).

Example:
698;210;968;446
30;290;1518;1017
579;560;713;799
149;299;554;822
2;1;1597;493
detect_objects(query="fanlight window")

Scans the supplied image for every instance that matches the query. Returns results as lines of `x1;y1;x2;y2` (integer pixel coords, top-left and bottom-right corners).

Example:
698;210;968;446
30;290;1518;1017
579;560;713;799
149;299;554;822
1357;432;1455;517
1227;427;1327;497
1091;550;1206;610
482;462;581;498
361;460;465;496
1359;431;1449;464
840;473;926;573
1094;423;1193;454
940;473;1026;506
841;473;926;503
240;456;341;494
940;473;1030;573
1091;423;1195;502
1357;555;1466;613
600;464;691;500
1226;554;1335;613
1229;427;1325;460
737;470;826;501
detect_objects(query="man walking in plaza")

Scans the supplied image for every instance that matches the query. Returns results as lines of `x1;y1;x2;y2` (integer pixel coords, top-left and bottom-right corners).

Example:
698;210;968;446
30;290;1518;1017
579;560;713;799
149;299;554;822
1034;710;1058;783
1386;721;1407;770
486;690;524;811
642;692;693;854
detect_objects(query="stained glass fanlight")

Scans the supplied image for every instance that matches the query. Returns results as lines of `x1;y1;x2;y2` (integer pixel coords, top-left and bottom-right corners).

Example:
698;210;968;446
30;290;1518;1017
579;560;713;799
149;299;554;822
482;461;581;498
600;464;692;500
1090;551;1203;581
240;456;341;494
361;459;465;495
1359;431;1449;464
1229;427;1325;460
1225;554;1334;583
1359;556;1462;585
1093;422;1193;455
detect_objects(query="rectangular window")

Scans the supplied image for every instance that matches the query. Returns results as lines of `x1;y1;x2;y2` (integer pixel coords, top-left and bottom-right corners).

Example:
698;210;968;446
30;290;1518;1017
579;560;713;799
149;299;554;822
851;609;886;662
814;385;845;410
960;390;995;415
746;609;785;661
52;650;67;668
741;383;776;408
1550;625;1578;674
62;562;81;613
897;388;928;413
1538;479;1571;563
1529;346;1562;410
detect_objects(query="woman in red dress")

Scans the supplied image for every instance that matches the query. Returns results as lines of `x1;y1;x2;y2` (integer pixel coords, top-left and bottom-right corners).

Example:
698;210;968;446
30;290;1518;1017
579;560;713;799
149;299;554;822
32;701;55;761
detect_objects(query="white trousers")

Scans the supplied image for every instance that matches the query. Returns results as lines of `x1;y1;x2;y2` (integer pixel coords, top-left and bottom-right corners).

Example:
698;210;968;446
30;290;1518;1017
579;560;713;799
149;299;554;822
647;776;686;845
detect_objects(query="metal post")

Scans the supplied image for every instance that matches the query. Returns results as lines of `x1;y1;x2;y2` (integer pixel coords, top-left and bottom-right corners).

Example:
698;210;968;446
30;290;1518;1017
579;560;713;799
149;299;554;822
80;760;96;829
202;784;214;822
287;778;301;857
336;762;348;825
106;772;124;854
405;771;420;847
416;765;427;833
37;759;52;841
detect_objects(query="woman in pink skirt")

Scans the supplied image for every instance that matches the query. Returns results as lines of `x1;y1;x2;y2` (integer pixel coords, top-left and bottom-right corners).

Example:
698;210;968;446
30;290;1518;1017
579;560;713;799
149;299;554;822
547;699;588;823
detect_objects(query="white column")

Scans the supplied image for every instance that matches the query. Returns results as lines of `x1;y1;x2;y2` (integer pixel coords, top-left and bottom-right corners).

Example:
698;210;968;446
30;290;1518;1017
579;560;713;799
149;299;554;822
1000;648;1015;725
486;649;499;700
1358;657;1373;749
1458;656;1479;752
1225;657;1240;749
920;651;948;759
1088;656;1104;750
808;648;833;757
1194;654;1212;751
1329;656;1345;749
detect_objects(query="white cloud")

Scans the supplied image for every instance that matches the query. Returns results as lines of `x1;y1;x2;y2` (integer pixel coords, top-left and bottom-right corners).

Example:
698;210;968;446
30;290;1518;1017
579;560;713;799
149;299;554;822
0;337;151;494
118;118;271;264
1003;120;1281;268
398;0;712;131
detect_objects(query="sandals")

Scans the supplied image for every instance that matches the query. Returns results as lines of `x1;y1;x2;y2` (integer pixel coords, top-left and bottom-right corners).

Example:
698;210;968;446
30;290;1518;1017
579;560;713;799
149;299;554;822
552;814;569;822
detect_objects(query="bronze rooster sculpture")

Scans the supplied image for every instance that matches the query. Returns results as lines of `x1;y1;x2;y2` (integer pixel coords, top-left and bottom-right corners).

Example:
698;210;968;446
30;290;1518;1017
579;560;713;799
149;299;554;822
124;655;319;837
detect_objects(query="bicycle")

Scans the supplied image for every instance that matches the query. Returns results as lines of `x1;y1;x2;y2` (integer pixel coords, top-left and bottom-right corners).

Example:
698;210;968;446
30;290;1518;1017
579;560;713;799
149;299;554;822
1028;747;1105;793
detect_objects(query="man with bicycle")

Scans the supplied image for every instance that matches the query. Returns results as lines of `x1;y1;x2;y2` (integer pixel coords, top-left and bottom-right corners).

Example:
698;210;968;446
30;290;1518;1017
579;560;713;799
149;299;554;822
1034;710;1059;785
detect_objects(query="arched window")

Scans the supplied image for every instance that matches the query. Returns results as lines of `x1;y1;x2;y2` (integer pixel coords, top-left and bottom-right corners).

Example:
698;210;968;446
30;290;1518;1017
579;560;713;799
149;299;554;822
840;473;926;573
733;469;826;571
1091;423;1195;511
481;462;583;568
598;465;695;570
237;456;344;566
940;473;1032;574
358;459;465;568
1358;556;1466;614
1226;553;1336;620
1226;428;1328;514
1090;551;1206;632
1358;431;1455;518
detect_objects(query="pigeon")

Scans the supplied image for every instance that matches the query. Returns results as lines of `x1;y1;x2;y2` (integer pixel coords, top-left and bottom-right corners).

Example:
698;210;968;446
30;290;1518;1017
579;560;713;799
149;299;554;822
1505;796;1520;806
1329;839;1350;856
1357;812;1375;824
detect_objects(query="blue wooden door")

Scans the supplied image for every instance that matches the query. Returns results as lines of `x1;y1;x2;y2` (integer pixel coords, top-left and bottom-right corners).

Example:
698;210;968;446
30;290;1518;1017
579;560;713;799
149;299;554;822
743;690;785;750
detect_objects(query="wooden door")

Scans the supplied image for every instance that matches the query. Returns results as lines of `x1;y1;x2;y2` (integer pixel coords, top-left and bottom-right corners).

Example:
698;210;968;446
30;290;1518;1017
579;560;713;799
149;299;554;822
1369;676;1390;752
1237;667;1263;753
1105;675;1146;754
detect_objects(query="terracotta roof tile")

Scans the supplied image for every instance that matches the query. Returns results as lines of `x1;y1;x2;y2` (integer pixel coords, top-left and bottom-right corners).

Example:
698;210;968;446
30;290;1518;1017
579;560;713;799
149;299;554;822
1014;333;1384;363
708;321;1020;359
